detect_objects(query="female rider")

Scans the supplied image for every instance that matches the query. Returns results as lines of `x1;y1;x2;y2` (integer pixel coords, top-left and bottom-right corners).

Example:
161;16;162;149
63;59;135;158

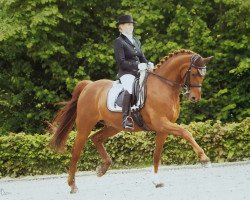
114;14;153;129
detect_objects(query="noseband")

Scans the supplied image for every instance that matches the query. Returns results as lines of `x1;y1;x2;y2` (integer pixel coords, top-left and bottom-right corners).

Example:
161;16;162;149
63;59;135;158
149;54;206;93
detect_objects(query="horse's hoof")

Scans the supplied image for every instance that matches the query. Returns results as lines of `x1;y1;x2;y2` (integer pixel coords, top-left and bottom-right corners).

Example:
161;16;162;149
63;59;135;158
155;183;164;188
152;181;164;188
96;162;111;177
152;173;164;188
70;186;78;194
201;160;212;168
152;179;165;188
96;165;105;177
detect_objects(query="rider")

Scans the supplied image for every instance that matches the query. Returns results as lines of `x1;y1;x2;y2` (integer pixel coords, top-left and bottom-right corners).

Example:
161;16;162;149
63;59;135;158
113;14;154;129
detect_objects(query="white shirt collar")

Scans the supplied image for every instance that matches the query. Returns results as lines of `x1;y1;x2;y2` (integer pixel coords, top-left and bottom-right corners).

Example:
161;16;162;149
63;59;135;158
122;33;134;44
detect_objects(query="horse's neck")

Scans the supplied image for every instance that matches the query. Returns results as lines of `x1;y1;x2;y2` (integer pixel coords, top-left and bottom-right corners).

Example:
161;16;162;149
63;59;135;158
145;54;191;121
156;54;190;83
148;54;190;105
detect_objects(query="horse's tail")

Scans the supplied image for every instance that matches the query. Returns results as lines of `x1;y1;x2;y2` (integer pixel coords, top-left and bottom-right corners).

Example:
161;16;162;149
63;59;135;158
49;80;92;152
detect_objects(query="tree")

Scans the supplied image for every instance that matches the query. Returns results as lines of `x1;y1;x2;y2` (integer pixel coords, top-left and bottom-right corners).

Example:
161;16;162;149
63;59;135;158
0;0;249;134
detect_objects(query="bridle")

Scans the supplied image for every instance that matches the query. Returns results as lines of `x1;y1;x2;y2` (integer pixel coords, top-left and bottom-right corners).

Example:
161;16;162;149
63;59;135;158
148;54;207;94
183;54;206;86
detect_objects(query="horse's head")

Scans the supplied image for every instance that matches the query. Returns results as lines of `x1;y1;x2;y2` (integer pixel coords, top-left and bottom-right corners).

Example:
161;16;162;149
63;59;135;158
183;54;213;102
151;50;213;103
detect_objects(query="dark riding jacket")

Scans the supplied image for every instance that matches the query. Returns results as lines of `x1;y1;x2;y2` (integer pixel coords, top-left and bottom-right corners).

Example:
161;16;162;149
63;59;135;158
114;34;148;78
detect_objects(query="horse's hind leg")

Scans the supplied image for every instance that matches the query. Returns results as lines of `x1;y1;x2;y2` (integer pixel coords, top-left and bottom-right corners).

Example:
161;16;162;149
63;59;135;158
90;126;119;177
68;119;97;194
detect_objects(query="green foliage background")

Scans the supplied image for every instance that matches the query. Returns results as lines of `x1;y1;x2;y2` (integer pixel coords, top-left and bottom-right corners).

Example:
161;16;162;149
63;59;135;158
0;119;249;177
0;0;249;134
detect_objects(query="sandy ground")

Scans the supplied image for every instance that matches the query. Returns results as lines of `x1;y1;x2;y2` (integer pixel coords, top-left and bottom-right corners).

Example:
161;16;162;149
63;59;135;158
0;161;249;200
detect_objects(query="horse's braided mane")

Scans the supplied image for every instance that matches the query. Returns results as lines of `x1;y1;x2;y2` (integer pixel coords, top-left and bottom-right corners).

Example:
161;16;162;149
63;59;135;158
155;49;195;69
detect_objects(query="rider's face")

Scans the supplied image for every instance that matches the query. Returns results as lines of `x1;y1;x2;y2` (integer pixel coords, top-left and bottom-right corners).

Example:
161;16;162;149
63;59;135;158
119;23;134;35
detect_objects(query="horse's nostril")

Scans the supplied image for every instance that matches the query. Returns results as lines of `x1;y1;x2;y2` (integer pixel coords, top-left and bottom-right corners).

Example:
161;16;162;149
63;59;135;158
191;96;196;101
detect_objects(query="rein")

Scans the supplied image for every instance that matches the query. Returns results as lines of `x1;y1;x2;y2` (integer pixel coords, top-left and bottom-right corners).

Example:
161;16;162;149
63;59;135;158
148;71;182;88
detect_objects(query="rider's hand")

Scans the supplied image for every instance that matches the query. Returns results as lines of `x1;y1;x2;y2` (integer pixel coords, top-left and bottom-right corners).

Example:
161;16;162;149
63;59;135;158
148;62;154;69
148;62;154;70
138;63;147;70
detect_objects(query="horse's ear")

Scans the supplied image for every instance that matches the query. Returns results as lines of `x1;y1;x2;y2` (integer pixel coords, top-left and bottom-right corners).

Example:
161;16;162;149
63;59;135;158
203;56;213;65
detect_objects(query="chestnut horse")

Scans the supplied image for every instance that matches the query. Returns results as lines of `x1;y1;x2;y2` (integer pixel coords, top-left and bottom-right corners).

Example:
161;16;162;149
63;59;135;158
50;49;213;193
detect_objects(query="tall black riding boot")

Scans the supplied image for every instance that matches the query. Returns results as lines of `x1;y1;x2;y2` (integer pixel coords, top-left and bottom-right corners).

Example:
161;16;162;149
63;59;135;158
122;90;133;129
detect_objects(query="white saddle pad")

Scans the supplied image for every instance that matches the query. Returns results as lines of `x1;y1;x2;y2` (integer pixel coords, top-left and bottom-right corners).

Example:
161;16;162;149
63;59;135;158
107;80;143;112
107;81;123;112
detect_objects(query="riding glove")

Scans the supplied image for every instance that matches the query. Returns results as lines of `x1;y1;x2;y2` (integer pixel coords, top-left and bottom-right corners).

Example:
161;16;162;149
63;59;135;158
138;63;147;70
148;62;154;70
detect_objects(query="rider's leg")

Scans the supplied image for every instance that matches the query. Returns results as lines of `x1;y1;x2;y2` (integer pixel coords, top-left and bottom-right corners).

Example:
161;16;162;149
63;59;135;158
122;90;133;128
120;74;135;129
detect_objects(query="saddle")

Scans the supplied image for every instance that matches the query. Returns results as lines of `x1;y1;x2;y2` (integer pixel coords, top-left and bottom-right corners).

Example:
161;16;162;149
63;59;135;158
107;71;150;130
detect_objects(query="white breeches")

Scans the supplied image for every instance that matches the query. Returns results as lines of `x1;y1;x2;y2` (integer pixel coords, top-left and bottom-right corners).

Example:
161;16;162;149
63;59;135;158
120;74;136;94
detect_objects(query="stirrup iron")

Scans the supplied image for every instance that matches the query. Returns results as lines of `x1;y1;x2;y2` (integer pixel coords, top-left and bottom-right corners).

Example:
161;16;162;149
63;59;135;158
123;116;134;129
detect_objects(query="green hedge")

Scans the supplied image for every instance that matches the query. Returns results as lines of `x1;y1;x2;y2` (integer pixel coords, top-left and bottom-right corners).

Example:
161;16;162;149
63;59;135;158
0;118;249;177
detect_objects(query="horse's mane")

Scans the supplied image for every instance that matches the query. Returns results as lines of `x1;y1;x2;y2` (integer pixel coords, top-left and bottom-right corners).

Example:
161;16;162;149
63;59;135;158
155;49;195;69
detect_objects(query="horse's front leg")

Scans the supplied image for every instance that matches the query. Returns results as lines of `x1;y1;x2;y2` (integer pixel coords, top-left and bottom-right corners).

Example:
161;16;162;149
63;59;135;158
152;132;168;188
155;118;210;166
